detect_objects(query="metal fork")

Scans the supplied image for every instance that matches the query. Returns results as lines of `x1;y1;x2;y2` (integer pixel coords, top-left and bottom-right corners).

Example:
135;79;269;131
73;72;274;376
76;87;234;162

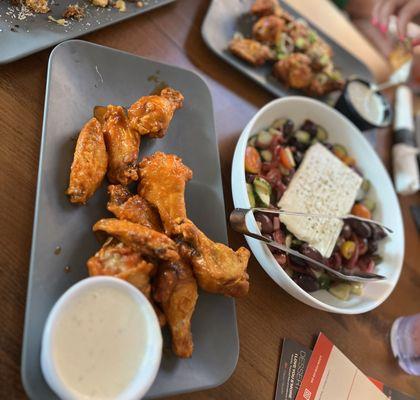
229;208;386;283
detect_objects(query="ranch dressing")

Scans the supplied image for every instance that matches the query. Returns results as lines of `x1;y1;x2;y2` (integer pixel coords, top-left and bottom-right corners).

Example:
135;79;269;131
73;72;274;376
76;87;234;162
52;285;147;399
347;80;385;125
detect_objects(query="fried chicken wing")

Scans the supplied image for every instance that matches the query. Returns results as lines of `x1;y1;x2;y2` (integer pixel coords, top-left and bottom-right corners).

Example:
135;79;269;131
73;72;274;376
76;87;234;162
228;38;275;66
87;238;155;297
66;118;108;204
252;15;285;45
138;152;192;235
102;105;140;185
251;0;282;16
153;259;198;358
93;218;179;261
174;219;250;298
128;87;184;139
273;53;313;89
87;237;167;326
107;185;163;231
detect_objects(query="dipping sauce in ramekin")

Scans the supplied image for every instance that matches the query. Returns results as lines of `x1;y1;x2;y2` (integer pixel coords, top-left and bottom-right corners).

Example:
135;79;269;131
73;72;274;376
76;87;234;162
41;277;162;400
334;77;392;131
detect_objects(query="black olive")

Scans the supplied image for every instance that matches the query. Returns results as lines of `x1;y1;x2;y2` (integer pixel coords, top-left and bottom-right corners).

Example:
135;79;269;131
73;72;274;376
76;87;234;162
367;240;378;254
246;173;256;184
349;220;372;238
283;119;294;137
341;224;352;239
300;119;318;137
371;224;387;240
293;150;303;165
294;274;320;292
300;243;323;262
289;254;307;267
254;213;274;234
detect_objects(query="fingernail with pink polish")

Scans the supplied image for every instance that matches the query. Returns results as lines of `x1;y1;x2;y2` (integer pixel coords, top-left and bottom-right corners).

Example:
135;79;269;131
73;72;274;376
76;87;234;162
371;17;378;26
380;24;388;33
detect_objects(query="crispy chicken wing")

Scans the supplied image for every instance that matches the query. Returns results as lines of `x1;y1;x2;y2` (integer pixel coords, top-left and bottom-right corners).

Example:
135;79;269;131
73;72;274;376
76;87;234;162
87;238;155;297
107;185;163;232
228;38;275;66
128;87;184;139
66;118;108;204
87;237;167;326
138;152;192;235
93;218;179;262
252;15;285;45
153;259;198;358
102;105;140;185
251;0;282;16
273;53;313;89
138;152;250;297
174;219;250;298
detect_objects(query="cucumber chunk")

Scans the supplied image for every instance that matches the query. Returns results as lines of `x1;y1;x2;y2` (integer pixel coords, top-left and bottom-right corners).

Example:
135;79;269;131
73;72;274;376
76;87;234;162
247;183;256;208
316;126;328;141
248;135;257;147
295;130;311;144
329;283;351;301
256;131;272;148
260;150;273;162
350;282;363;295
362;198;376;212
253;177;272;207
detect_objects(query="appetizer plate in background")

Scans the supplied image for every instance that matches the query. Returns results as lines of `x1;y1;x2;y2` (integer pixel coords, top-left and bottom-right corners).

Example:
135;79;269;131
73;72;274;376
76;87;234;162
231;97;404;314
0;0;174;65
202;0;373;99
22;40;239;399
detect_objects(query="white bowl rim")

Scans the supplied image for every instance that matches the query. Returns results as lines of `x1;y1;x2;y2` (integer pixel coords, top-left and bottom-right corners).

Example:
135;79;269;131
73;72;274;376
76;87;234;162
41;276;162;400
231;95;404;314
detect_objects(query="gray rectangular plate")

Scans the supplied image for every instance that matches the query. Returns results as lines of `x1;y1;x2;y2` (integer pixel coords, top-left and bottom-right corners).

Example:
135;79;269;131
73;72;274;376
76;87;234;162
0;0;174;65
202;0;373;99
21;39;239;399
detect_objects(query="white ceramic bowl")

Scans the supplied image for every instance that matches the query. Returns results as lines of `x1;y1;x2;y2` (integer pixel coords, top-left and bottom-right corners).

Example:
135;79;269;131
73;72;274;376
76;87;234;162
231;96;404;314
41;276;162;400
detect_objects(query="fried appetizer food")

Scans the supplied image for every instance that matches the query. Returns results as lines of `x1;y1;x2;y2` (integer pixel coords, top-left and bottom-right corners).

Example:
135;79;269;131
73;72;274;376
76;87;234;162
139;151;250;297
174;219;250;297
102;105;140;185
107;185;163;232
273;53;313;89
93;218;179;262
87;238;155;298
251;0;282;17
128;88;184;138
138;152;192;235
154;259;198;358
229;0;343;96
252;15;285;45
24;0;49;13
66;118;108;204
228;38;275;66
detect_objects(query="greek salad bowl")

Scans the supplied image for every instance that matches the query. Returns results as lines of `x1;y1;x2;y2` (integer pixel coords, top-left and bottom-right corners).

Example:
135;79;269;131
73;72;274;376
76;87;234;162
231;96;404;314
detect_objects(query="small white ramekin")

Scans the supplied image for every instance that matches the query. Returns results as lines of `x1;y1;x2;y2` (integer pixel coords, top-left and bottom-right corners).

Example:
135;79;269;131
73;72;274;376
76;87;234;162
41;276;162;400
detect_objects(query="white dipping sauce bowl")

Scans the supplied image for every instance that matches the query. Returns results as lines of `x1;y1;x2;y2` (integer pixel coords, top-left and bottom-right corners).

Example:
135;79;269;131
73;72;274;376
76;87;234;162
41;276;162;400
231;96;404;314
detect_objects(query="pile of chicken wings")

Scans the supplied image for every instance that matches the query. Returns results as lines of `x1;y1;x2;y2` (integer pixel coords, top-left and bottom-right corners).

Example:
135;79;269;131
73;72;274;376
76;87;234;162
228;0;344;96
66;88;250;358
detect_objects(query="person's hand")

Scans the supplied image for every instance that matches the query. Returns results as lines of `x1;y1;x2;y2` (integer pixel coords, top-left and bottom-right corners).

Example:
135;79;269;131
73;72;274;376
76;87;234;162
372;0;420;45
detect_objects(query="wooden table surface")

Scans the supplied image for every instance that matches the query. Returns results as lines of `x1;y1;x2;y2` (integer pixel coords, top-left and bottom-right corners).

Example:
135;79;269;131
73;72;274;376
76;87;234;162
1;0;419;398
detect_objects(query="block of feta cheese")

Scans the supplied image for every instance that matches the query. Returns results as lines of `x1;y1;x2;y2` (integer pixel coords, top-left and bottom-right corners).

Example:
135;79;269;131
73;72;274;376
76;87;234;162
278;143;363;258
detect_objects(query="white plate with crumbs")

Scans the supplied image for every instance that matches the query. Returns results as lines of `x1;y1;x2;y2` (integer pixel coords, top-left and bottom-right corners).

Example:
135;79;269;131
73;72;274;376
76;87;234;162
231;96;404;314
